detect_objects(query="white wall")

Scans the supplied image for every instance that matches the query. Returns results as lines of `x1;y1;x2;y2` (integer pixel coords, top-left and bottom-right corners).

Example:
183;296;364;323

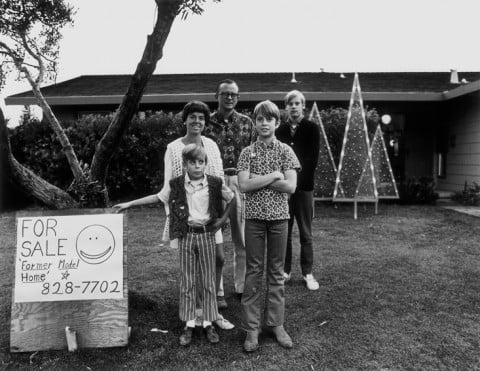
437;92;480;192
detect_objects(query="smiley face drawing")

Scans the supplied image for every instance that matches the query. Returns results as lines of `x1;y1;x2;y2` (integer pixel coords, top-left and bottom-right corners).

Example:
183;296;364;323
76;224;115;264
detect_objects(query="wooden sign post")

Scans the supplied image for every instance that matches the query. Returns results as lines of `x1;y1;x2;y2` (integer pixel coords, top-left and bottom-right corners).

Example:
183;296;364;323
10;209;128;352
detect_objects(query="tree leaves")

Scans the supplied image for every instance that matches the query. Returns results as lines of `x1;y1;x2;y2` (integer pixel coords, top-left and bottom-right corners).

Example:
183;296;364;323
0;0;75;88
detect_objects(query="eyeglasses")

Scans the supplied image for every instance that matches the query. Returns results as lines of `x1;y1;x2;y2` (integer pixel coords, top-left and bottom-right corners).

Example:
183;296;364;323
219;92;239;99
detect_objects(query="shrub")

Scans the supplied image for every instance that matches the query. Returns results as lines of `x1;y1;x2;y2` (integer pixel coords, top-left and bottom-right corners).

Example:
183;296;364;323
106;112;183;199
9;118;73;189
8;106;381;202
398;177;438;204
452;181;480;206
319;106;379;164
9;111;184;201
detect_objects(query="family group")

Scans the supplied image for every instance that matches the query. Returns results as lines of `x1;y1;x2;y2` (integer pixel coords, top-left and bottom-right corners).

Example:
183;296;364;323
114;79;321;352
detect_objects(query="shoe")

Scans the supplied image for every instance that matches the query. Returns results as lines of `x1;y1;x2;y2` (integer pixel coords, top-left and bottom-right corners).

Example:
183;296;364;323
214;314;235;330
303;274;319;291
283;272;291;283
204;325;219;343
179;326;193;346
235;292;243;301
217;296;228;310
243;330;259;352
270;325;293;349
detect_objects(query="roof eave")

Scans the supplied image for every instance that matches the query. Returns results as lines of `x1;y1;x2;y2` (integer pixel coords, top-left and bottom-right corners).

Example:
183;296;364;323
442;80;480;100
5;91;446;106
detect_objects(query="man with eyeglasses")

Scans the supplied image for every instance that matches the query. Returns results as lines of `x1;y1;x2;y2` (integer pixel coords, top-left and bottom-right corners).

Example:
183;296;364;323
204;79;255;310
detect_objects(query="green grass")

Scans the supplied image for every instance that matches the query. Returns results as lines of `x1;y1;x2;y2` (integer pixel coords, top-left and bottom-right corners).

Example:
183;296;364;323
1;203;480;370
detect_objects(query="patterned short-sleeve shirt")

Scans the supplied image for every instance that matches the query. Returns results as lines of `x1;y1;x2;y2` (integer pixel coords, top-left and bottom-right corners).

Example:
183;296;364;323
237;139;301;220
204;110;255;169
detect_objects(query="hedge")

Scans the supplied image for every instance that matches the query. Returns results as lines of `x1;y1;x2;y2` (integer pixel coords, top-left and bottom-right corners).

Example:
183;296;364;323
8;106;434;204
9;111;183;201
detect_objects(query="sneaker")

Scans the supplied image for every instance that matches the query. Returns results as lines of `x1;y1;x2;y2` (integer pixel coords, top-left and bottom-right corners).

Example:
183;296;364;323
204;325;219;343
243;329;260;352
179;326;194;346
283;272;291;283
217;296;228;310
214;314;235;330
303;274;319;291
270;325;293;349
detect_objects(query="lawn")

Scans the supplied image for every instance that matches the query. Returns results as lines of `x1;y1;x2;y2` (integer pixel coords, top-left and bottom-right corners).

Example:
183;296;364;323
1;203;480;370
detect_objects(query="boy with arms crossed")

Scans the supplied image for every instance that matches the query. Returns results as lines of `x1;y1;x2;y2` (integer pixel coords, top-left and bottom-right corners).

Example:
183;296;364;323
237;100;300;352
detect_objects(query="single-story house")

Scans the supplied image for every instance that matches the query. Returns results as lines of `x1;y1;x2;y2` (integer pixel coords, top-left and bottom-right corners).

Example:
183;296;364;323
6;71;480;194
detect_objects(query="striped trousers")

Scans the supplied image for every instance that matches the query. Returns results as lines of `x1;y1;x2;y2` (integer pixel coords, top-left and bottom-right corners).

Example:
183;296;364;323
178;231;219;322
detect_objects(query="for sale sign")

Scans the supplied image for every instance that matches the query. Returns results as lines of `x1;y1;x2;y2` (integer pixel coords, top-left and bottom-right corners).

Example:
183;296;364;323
14;214;123;302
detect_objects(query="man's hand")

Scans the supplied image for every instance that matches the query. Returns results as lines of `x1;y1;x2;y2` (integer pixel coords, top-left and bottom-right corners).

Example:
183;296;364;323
207;219;223;233
207;195;236;233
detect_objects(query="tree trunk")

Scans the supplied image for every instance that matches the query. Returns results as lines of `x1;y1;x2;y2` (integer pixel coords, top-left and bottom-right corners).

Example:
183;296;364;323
90;0;183;188
0;108;77;209
23;69;85;182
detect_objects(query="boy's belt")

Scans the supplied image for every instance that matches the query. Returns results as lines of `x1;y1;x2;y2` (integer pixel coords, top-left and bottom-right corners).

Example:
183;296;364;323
224;168;237;176
187;224;210;233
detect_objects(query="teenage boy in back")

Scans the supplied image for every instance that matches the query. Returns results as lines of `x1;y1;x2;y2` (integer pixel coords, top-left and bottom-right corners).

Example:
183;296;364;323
276;90;320;291
114;144;235;346
237;100;300;352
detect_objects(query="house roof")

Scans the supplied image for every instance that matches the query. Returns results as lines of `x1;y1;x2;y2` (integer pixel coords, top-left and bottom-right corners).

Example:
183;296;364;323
6;71;480;106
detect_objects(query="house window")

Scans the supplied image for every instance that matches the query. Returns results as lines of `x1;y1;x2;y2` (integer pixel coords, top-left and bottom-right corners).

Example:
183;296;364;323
437;152;446;178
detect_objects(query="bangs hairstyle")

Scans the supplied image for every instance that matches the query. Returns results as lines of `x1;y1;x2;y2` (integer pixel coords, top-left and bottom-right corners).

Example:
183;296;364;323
182;144;208;164
181;101;211;123
284;90;306;106
253;100;280;121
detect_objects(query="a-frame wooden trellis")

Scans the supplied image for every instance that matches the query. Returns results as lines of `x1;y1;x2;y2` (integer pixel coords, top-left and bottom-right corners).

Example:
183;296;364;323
370;124;399;199
309;101;339;200
333;73;378;219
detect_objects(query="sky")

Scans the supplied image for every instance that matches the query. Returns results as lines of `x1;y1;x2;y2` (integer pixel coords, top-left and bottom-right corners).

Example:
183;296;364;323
1;0;479;123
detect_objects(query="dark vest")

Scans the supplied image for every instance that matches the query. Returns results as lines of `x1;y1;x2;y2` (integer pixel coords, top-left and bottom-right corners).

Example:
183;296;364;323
168;174;223;240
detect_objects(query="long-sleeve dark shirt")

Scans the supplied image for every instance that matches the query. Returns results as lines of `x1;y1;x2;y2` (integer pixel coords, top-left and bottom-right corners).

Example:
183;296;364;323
276;117;320;191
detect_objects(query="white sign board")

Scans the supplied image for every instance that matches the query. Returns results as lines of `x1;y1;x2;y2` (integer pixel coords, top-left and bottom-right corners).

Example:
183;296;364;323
14;214;124;303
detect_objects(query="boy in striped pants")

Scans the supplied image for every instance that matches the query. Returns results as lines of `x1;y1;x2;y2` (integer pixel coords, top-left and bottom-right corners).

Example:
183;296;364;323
168;144;234;345
114;144;234;346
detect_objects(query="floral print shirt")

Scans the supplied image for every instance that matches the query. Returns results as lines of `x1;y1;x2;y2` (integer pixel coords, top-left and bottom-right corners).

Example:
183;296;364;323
237;139;301;220
204;110;255;170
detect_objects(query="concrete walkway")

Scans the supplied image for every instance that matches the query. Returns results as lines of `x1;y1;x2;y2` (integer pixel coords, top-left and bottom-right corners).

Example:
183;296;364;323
437;199;480;217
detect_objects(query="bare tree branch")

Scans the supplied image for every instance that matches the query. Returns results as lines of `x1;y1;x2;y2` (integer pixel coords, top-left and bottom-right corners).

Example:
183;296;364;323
20;33;45;84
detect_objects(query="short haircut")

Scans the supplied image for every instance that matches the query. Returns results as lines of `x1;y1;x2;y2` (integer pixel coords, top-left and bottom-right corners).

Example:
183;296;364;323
253;100;280;122
284;90;306;106
181;101;210;123
182;143;208;164
215;79;239;95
